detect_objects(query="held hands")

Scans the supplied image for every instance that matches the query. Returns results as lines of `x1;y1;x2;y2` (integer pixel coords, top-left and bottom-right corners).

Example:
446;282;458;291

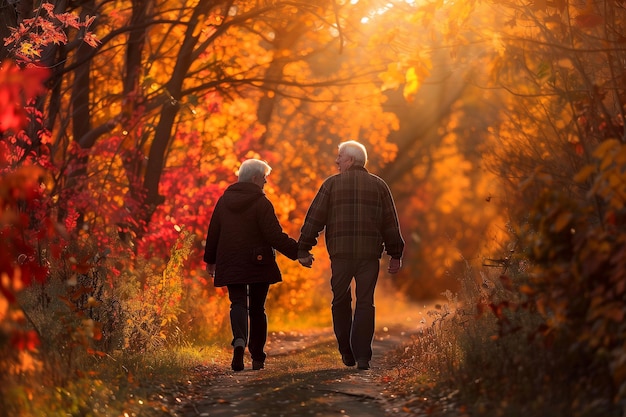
298;253;314;268
388;258;402;274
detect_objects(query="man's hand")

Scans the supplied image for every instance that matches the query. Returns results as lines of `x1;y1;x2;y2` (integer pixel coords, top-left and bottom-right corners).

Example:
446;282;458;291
298;254;314;268
206;263;216;277
388;258;401;274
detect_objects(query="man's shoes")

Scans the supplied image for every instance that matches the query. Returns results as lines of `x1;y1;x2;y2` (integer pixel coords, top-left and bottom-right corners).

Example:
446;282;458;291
231;346;245;371
342;353;356;367
252;360;264;370
357;360;370;370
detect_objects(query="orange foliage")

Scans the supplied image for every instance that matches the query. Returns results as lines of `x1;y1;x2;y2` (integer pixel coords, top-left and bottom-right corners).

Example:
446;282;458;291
422;0;626;406
1;0;625;412
512;139;626;400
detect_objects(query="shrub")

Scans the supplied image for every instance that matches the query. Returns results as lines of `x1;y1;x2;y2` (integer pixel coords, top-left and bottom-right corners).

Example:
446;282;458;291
388;139;626;416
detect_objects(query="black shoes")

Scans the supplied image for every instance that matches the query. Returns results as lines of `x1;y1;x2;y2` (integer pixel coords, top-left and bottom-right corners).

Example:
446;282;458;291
231;346;245;371
342;352;356;367
231;348;264;371
342;352;370;369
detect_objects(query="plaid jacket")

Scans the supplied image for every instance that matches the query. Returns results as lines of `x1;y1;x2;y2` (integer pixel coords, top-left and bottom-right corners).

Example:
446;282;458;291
298;166;404;260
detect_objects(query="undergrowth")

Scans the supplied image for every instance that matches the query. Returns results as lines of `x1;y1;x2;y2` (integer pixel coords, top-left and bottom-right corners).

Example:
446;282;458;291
0;232;231;416
0;227;334;416
1;343;227;417
385;260;623;417
385;140;626;417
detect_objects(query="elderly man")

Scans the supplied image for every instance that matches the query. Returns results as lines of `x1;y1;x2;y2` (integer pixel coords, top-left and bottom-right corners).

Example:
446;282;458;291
298;140;404;370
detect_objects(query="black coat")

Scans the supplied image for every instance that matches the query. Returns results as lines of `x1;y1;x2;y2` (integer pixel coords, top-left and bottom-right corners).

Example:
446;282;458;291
203;182;298;287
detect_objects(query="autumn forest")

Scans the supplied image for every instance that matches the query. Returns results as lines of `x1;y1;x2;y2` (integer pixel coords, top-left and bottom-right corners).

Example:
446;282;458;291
1;0;625;415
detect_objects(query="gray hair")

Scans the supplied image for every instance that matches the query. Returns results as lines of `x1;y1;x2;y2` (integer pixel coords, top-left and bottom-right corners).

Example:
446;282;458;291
338;140;368;166
238;159;272;182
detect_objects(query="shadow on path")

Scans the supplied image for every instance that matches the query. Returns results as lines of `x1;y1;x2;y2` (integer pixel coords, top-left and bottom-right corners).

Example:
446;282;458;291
177;326;422;417
175;301;436;416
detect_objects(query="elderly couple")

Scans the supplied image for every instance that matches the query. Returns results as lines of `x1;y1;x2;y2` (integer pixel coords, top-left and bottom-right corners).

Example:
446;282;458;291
204;140;405;372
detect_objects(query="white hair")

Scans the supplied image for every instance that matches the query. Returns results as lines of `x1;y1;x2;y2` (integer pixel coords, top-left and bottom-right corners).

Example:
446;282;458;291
238;159;271;182
338;140;368;166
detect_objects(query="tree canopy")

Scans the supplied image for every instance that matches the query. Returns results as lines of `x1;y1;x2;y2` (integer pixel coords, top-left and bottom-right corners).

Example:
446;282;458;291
2;0;626;410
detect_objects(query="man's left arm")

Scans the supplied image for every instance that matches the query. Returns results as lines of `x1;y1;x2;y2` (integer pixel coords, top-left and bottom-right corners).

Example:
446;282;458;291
380;184;405;260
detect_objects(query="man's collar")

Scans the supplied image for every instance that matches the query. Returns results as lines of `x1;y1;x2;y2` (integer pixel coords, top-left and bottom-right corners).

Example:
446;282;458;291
346;165;367;172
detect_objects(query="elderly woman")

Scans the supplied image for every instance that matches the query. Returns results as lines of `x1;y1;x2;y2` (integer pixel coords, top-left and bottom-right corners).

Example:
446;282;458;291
204;159;304;371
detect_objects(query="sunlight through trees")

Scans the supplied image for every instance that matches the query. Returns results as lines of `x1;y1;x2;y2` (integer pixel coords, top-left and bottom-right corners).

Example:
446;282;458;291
2;0;626;414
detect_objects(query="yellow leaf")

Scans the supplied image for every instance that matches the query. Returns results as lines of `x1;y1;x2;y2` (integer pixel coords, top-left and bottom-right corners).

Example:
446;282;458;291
573;164;595;183
379;63;404;92
403;67;420;103
557;58;574;69
592;139;620;159
19;42;41;58
552;211;573;232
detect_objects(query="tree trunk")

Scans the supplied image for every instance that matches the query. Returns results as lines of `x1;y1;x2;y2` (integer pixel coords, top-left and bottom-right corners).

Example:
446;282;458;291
139;1;216;227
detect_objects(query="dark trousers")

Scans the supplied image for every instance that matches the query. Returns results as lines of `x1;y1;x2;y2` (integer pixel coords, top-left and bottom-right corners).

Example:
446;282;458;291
226;283;270;362
330;258;379;362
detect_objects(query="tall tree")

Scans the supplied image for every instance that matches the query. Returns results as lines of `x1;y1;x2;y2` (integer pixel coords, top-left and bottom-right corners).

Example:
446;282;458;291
4;0;405;232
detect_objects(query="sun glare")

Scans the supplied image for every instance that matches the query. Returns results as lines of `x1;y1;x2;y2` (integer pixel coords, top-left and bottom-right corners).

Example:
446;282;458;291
359;0;417;24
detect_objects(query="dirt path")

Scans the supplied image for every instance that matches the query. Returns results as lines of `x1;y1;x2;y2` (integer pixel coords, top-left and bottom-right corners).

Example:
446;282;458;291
174;303;433;417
